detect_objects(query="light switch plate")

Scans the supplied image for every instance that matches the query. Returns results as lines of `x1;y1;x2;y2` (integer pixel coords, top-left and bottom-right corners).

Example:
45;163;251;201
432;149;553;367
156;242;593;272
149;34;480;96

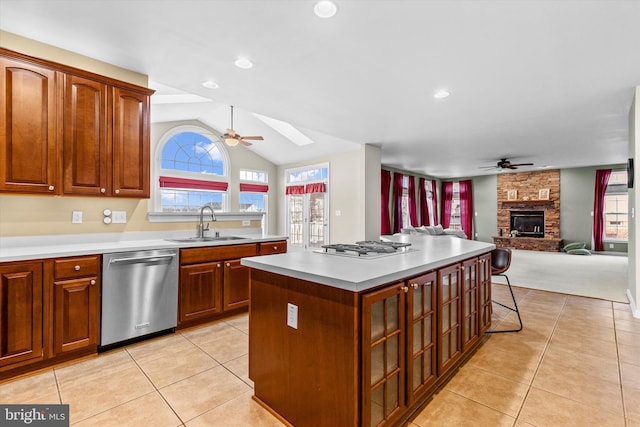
112;211;127;224
287;303;298;329
242;220;251;226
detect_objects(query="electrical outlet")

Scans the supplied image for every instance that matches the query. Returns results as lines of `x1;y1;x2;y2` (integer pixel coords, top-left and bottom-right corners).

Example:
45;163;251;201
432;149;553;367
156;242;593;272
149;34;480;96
242;220;251;226
112;211;127;224
609;244;614;249
72;211;83;224
287;303;298;329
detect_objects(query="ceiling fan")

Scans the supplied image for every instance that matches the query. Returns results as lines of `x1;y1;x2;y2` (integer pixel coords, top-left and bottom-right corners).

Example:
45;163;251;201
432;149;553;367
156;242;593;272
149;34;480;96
222;105;264;147
481;158;534;170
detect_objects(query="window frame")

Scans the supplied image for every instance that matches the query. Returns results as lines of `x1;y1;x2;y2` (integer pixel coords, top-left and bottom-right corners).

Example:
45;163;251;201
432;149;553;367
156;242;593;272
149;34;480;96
151;124;230;214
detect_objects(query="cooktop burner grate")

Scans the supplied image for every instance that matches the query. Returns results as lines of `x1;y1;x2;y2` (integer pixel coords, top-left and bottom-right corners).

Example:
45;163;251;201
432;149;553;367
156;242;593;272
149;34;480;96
319;240;412;257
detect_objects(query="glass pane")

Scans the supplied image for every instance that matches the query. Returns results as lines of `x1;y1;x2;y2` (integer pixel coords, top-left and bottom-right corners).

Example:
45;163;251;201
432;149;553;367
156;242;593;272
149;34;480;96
371;384;384;427
464;292;470;314
424;316;432;344
388;295;398;332
239;193;266;212
413;322;422;354
441;278;450;302
371;300;385;342
413;286;423;318
413;356;421;391
442;334;450;363
387;335;398;372
425;283;432;309
371;343;384;385
442;305;450;330
424;347;432;377
451;276;458;297
308;192;326;248
288;195;304;247
452;329;458;353
452;302;457;325
386;374;399;415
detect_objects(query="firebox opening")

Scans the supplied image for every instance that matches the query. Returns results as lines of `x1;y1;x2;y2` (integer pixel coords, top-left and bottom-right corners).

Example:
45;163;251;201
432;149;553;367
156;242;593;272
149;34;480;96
510;210;544;238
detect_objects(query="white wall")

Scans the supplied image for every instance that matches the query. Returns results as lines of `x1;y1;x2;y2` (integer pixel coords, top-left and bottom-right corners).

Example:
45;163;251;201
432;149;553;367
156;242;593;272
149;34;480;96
629;87;639;317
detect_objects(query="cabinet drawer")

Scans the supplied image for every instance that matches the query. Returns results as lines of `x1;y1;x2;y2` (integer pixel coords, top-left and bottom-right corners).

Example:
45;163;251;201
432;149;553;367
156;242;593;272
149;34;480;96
180;243;258;265
54;256;100;279
259;241;287;255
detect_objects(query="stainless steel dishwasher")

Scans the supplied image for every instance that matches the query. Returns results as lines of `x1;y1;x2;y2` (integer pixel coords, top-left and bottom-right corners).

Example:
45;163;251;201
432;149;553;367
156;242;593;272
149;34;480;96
101;248;179;347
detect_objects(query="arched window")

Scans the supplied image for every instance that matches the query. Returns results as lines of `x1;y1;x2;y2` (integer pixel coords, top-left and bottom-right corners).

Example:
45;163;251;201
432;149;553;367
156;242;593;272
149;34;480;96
153;125;229;212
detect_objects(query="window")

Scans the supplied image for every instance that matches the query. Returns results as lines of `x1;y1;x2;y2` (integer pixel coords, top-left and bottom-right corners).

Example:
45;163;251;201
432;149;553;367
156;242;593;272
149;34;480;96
240;169;268;232
604;170;628;241
401;176;411;228
155;126;229;212
449;181;461;230
425;180;435;226
285;164;329;248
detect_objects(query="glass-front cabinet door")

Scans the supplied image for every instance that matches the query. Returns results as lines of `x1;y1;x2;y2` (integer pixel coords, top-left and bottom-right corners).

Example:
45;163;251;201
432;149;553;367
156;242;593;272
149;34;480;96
478;252;492;334
461;258;479;351
362;283;407;427
406;271;437;405
438;263;462;376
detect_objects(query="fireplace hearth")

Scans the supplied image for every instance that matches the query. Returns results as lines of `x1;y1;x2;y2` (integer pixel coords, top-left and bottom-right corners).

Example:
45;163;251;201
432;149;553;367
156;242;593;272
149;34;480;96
510;210;544;238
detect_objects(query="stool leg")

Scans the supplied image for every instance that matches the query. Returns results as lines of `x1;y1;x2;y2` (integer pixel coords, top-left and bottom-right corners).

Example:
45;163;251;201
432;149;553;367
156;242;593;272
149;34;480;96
486;273;523;333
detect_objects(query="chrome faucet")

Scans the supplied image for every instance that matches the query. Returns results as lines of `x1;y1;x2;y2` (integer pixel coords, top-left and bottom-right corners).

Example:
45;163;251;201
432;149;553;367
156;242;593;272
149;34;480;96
198;203;217;238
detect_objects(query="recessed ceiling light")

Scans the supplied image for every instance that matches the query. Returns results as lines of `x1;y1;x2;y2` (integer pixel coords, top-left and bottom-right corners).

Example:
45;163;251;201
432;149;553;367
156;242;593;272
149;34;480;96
234;58;254;69
434;89;450;99
201;80;219;89
314;1;337;18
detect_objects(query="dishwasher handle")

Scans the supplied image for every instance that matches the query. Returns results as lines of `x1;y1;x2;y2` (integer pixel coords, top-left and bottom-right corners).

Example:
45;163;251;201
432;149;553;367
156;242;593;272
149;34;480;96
108;254;176;265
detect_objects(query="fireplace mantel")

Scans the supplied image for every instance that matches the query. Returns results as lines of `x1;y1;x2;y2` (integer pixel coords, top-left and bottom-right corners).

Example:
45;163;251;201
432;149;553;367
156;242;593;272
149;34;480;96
500;200;555;209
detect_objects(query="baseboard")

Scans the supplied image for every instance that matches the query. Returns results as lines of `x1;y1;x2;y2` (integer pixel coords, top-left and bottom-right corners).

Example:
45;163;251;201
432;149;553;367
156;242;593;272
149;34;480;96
627;288;640;318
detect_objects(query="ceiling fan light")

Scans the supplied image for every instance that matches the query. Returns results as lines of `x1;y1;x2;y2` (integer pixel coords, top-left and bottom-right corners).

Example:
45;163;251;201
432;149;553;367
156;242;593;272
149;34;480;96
225;137;239;147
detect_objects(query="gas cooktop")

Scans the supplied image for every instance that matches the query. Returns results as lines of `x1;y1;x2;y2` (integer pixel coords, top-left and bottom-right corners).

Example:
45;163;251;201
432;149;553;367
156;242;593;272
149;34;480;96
317;240;413;258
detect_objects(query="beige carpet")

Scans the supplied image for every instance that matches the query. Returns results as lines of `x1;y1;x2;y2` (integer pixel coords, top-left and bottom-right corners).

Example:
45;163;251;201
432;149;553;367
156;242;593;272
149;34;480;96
491;249;629;302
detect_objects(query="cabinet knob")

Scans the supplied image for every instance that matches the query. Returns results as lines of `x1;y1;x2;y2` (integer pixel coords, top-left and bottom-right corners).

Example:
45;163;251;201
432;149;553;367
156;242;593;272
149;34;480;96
273;246;278;250
411;283;419;289
90;279;96;285
115;189;120;194
48;185;55;191
217;263;221;268
461;266;465;271
101;188;106;193
401;286;409;293
74;265;81;271
226;262;230;267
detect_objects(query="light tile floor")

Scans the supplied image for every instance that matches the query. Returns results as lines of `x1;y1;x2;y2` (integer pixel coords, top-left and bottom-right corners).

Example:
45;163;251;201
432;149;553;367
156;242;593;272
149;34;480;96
0;284;638;426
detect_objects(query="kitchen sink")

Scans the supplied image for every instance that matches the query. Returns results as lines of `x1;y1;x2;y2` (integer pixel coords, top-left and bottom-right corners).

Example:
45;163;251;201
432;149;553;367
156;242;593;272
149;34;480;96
167;236;248;243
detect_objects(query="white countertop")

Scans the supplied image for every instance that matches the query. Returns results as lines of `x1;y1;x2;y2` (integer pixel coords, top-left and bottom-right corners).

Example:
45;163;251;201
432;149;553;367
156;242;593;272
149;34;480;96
0;231;287;263
241;234;495;292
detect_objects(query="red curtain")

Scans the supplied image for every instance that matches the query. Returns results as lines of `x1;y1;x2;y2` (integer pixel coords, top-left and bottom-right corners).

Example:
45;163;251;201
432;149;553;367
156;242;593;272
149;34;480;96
593;169;612;251
392;172;404;233
459;180;473;239
239;183;268;192
381;170;392;235
160;176;228;191
431;180;439;225
441;181;453;229
418;177;430;226
305;183;326;193
407;176;417;227
285;185;305;195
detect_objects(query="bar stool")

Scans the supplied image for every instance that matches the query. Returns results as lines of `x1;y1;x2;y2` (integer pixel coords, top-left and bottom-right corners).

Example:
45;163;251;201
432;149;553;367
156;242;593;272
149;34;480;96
485;248;523;333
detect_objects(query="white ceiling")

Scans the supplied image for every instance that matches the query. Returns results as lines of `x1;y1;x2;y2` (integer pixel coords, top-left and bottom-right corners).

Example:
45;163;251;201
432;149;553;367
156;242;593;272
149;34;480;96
2;0;639;178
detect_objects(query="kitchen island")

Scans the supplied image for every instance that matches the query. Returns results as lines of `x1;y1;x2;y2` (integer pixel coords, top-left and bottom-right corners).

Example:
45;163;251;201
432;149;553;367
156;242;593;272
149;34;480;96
241;235;495;427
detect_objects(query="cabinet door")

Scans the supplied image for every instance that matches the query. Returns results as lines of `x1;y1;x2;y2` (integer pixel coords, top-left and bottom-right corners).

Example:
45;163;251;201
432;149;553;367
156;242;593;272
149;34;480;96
437;263;462;376
461;258;479;351
478;253;492;334
111;87;150;198
0;262;44;367
179;262;223;324
63;74;108;195
406;271;437;405
223;259;250;311
362;283;406;427
0;56;59;194
53;276;100;354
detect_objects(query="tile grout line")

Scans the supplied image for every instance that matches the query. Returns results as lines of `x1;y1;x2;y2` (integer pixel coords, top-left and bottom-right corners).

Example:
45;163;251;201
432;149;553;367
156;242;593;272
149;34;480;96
611;304;629;426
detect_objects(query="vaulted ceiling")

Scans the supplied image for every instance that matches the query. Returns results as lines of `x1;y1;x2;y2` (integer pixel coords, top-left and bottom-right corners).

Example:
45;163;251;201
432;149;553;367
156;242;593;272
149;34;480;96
2;0;639;178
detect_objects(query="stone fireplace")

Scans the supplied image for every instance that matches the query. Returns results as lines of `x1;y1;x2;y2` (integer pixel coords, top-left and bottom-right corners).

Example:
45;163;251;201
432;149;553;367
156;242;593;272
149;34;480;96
494;170;563;251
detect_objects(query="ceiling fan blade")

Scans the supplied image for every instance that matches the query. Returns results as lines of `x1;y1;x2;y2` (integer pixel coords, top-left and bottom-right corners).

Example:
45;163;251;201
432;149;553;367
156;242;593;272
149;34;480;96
240;135;264;140
239;139;253;147
510;163;534;167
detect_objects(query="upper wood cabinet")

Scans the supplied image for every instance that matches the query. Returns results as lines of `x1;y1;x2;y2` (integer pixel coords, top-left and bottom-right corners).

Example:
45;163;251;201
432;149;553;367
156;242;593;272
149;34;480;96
0;48;153;198
0;56;59;194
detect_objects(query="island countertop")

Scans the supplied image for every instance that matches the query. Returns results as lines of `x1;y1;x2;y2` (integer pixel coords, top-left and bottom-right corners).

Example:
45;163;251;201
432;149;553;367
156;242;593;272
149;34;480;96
241;234;495;292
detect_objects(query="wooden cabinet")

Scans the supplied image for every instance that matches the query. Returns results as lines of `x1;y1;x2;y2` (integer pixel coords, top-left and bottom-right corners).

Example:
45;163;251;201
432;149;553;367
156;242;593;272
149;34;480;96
178;243;259;327
437;263;462;376
52;256;100;354
362;282;407;427
461;257;479;351
478;252;492;334
0;48;153;198
259;240;287;255
0;56;59;194
0;261;45;368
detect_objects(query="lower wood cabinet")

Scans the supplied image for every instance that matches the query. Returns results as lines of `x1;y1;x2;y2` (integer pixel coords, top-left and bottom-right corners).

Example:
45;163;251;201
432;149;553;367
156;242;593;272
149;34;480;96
223;259;250;311
179;261;223;323
0;255;101;378
0;261;44;368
